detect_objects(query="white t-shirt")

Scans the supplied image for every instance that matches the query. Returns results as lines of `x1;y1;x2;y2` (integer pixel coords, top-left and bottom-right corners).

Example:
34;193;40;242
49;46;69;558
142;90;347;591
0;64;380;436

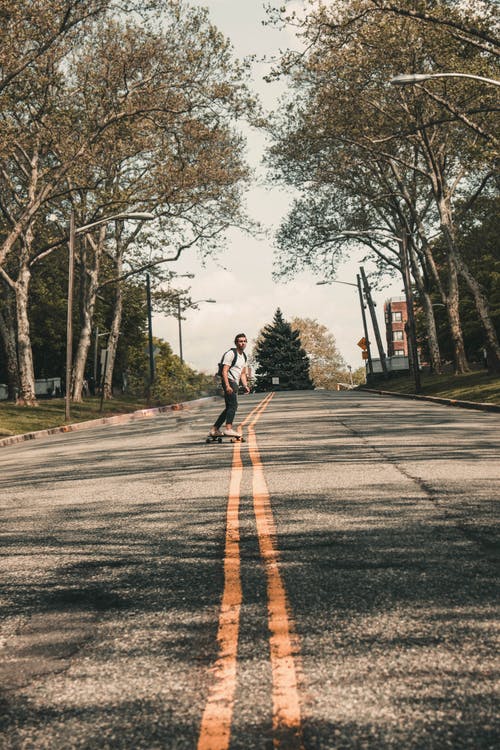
222;349;247;383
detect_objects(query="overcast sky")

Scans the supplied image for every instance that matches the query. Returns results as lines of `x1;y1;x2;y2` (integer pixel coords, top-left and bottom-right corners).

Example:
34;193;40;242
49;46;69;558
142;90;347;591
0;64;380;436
154;0;402;373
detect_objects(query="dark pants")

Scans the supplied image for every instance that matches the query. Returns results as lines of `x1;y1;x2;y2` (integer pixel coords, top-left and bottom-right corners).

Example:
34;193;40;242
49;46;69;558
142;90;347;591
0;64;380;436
215;380;238;428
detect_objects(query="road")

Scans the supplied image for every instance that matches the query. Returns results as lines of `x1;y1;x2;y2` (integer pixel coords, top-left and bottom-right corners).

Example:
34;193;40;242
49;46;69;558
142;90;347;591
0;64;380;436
0;390;498;749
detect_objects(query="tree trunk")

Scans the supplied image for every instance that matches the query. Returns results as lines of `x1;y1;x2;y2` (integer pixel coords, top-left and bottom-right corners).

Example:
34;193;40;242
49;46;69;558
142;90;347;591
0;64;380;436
103;250;124;400
71;300;94;402
445;254;469;374
15;262;37;405
414;131;470;374
436;197;470;374
421;292;442;374
72;232;103;401
0;286;19;400
408;242;443;374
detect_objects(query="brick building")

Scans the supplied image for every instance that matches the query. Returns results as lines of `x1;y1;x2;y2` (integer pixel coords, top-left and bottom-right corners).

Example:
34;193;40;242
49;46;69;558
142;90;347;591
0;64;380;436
384;297;408;358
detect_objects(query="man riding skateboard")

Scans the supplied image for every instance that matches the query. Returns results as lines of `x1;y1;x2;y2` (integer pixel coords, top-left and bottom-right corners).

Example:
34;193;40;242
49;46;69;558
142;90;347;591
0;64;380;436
210;333;250;438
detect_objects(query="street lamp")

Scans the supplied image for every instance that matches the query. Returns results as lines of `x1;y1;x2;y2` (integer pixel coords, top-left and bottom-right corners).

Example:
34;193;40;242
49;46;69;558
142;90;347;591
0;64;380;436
391;72;500;87
175;296;216;364
66;210;155;421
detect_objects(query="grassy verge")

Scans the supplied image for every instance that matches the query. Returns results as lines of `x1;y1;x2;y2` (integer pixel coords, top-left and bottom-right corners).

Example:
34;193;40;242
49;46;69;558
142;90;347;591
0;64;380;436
0;395;159;437
363;370;500;406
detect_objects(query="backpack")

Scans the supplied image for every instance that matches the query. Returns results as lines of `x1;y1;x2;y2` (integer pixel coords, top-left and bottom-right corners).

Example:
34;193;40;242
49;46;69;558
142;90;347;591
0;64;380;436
217;348;247;377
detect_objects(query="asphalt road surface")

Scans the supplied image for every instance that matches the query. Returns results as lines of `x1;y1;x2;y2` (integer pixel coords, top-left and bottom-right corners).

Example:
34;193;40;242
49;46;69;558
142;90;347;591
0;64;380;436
0;390;498;749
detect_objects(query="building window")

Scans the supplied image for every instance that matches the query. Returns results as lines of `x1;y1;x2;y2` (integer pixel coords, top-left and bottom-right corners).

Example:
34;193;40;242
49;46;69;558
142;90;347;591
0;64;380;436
392;311;402;322
393;331;404;341
394;349;405;356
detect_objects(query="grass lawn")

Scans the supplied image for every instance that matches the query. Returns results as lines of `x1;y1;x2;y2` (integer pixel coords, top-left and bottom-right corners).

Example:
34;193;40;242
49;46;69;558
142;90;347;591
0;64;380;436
364;370;500;406
0;395;154;437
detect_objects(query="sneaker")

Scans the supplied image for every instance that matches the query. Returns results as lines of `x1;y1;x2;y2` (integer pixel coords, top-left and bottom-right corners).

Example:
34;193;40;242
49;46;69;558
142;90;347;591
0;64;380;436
209;427;223;437
223;428;240;437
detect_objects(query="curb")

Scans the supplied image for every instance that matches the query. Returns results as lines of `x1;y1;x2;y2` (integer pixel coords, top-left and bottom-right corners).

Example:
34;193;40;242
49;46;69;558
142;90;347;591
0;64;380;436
0;396;220;449
360;388;500;414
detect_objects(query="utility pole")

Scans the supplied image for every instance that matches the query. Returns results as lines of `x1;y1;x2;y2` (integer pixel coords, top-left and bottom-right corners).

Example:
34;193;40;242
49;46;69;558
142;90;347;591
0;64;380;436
146;274;155;387
65;209;75;421
93;326;99;386
177;297;184;364
360;267;388;378
356;273;374;377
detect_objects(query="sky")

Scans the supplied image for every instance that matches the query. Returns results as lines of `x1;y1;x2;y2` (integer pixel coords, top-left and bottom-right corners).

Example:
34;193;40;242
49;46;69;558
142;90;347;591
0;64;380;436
154;0;402;373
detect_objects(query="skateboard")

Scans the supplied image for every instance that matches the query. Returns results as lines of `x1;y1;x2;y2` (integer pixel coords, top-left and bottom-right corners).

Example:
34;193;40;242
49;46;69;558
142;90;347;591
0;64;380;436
205;433;246;444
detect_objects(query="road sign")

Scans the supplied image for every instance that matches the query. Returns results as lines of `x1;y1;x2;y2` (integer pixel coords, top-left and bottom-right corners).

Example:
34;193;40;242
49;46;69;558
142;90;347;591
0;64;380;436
357;337;367;350
362;351;369;360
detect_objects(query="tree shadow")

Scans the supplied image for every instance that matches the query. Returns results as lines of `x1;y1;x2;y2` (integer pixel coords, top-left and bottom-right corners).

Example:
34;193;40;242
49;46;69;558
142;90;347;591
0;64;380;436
0;391;498;747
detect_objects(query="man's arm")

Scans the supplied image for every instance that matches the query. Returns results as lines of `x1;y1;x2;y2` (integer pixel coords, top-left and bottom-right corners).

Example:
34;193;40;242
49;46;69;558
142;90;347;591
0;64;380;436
240;366;250;393
222;364;233;393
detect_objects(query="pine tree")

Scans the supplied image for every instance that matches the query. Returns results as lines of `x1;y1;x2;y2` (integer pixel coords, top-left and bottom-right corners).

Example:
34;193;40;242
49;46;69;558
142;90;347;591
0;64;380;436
254;308;313;391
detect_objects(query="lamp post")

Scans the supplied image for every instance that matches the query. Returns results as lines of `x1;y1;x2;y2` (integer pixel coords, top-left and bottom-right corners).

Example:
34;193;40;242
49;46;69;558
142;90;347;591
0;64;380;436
174;296;216;364
65;210;155;421
390;72;500;88
146;273;155;390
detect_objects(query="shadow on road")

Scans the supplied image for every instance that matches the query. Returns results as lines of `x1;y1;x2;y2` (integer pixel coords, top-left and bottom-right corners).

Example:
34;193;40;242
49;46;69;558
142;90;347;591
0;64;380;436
0;391;498;748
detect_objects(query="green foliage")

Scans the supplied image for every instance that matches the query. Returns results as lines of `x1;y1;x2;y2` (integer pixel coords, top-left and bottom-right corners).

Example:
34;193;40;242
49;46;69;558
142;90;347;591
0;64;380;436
152;339;216;404
112;281;149;389
351;366;366;385
254;308;313;391
28;246;68;379
457;196;500;357
126;336;216;404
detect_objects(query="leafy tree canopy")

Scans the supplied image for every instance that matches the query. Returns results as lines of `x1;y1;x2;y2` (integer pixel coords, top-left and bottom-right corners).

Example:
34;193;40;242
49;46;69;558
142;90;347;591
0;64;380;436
290;317;347;389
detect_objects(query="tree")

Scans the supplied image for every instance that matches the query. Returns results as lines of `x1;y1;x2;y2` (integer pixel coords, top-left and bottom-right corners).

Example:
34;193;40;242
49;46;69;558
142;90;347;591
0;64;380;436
419;195;500;369
125;336;215;404
0;1;254;404
266;0;500;374
253;308;313;391
366;1;500;58
0;0;110;100
290;317;347;389
151;339;215;404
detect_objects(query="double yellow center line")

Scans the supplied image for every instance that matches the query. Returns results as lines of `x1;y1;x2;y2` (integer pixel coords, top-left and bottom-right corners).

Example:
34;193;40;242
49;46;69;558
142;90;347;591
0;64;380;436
198;393;303;749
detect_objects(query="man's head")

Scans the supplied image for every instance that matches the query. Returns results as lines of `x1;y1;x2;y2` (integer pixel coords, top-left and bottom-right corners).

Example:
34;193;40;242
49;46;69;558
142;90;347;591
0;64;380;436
234;333;247;351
